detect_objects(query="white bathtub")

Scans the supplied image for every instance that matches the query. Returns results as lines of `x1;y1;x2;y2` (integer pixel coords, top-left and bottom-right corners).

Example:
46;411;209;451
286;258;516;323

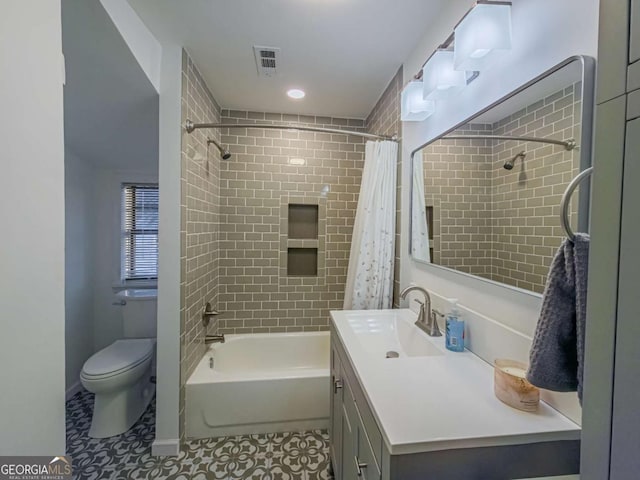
186;331;330;438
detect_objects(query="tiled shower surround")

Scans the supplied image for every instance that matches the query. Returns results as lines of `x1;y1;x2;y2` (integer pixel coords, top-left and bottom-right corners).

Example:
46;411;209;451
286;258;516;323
365;67;403;306
180;50;223;437
178;50;400;438
217;111;365;334
422;84;581;293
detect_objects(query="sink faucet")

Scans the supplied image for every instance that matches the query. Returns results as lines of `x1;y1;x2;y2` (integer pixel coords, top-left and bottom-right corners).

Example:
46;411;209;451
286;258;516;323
400;286;442;337
205;334;225;345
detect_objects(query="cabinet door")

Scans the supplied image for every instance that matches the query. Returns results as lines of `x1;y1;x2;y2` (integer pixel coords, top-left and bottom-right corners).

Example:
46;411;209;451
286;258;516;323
330;347;344;479
631;0;640;64
596;0;629;103
356;422;381;480
609;117;640;479
342;382;359;480
581;96;627;480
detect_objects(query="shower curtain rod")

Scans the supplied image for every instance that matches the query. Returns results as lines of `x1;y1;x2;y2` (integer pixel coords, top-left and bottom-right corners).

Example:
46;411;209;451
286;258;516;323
184;120;398;142
441;134;576;151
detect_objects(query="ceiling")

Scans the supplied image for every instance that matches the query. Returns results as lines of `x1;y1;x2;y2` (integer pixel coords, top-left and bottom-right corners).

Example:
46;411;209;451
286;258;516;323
128;0;449;119
63;0;158;170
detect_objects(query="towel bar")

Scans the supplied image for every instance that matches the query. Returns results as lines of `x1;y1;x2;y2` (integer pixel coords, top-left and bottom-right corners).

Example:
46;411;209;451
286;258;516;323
561;167;594;241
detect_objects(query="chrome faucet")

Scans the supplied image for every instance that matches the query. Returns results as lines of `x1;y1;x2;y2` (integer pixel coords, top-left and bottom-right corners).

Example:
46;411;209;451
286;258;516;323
205;334;225;345
400;286;442;337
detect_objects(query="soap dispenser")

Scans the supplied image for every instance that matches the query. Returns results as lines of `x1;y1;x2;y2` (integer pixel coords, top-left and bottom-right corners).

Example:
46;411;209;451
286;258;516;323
445;298;465;352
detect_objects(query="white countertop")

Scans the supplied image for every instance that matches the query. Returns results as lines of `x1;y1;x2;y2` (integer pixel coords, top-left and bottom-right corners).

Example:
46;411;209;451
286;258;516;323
330;309;581;455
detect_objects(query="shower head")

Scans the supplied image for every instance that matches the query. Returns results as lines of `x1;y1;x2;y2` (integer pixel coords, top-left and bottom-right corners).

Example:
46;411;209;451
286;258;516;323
207;138;232;160
503;151;526;170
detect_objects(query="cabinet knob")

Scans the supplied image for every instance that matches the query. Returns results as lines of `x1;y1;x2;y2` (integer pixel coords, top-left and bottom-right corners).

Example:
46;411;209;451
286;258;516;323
334;378;343;394
354;456;367;476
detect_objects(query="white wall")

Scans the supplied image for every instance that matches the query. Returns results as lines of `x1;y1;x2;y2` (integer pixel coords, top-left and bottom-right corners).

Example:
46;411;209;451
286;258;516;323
399;0;599;422
100;0;161;92
90;0;181;455
65;149;96;396
0;1;66;455
93;168;158;352
153;43;183;456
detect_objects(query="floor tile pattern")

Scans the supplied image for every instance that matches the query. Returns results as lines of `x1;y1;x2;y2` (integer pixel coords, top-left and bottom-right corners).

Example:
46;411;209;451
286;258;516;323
67;390;332;479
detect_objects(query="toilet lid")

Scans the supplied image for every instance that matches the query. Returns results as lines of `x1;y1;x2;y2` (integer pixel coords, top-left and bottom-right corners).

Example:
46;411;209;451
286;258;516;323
83;339;155;377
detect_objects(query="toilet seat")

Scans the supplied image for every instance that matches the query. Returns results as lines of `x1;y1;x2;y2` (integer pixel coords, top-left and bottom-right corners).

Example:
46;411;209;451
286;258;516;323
82;339;154;379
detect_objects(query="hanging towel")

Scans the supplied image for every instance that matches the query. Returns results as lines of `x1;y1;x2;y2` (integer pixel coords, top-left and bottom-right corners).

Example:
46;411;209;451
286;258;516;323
527;233;590;403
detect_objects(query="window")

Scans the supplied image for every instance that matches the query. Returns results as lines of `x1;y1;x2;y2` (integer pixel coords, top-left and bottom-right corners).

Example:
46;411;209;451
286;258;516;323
121;183;159;281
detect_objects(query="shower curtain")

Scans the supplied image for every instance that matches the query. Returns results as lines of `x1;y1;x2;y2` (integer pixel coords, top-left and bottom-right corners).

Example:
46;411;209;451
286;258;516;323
411;151;431;262
343;140;398;310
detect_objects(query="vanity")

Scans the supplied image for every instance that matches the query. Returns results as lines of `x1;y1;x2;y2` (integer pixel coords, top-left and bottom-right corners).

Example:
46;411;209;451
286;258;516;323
329;309;580;480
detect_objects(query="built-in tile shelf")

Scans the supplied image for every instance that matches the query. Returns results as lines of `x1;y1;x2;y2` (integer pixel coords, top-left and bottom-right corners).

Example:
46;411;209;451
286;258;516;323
288;204;319;239
286;203;320;277
287;247;318;276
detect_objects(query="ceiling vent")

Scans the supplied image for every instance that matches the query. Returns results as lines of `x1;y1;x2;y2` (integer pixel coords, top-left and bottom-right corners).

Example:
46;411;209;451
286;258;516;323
253;46;280;77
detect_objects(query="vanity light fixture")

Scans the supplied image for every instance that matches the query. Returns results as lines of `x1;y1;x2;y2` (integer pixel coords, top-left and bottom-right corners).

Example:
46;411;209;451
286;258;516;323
401;81;435;122
422;50;467;101
287;88;306;99
289;157;306;165
453;2;512;72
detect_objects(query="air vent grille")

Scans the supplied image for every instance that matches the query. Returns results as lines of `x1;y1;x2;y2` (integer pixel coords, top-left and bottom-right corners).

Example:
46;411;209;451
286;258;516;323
253;46;280;77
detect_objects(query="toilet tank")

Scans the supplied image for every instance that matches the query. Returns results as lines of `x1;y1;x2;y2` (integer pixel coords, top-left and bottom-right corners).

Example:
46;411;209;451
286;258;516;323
116;289;157;338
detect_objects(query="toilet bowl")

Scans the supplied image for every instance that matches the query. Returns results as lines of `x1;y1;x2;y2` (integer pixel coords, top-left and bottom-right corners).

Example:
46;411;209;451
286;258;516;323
80;288;158;438
81;338;155;438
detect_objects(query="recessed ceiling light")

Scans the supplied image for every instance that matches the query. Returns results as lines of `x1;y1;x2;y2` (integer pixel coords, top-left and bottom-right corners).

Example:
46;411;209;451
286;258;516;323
287;88;306;99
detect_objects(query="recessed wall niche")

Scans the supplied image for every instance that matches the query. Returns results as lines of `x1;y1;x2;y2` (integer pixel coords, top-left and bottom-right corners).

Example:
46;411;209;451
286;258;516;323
280;196;326;284
288;204;319;239
287;248;318;276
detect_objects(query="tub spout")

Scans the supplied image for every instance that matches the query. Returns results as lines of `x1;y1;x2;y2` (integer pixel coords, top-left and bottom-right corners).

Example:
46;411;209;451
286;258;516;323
205;334;225;345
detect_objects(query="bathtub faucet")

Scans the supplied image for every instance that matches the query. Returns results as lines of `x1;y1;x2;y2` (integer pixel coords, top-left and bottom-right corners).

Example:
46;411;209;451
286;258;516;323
205;334;225;345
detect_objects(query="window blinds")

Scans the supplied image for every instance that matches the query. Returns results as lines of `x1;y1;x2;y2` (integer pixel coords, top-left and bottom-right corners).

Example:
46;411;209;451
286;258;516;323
122;184;159;281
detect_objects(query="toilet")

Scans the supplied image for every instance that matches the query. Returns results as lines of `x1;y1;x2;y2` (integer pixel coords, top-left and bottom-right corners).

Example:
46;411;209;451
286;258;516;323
81;288;157;438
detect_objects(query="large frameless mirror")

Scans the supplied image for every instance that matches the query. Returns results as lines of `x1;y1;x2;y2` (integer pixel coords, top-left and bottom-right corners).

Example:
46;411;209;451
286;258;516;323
409;56;595;295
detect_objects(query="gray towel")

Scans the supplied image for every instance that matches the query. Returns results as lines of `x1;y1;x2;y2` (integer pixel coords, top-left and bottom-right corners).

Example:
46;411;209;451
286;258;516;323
527;233;589;403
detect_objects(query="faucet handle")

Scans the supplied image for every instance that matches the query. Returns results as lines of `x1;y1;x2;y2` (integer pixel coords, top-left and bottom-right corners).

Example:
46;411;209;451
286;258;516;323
431;309;445;331
202;302;222;327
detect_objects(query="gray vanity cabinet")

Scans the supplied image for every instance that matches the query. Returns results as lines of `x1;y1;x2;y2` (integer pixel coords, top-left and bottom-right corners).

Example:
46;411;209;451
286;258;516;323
330;326;580;480
581;1;640;478
331;332;381;480
330;345;343;476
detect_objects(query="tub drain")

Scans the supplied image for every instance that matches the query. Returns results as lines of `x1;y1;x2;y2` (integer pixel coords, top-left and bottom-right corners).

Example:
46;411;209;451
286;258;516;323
385;351;399;359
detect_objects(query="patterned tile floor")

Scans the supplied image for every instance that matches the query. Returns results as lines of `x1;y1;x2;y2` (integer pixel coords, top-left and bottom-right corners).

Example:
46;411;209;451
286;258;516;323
66;390;332;480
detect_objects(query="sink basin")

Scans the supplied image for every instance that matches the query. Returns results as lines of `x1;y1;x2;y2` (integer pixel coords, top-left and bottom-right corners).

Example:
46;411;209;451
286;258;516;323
345;311;443;358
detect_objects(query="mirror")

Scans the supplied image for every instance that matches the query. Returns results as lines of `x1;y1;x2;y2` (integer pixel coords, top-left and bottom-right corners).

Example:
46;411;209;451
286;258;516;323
410;56;594;295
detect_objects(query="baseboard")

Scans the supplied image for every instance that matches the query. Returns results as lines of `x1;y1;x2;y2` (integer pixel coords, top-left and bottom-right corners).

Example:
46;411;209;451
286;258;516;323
65;381;84;401
152;438;180;456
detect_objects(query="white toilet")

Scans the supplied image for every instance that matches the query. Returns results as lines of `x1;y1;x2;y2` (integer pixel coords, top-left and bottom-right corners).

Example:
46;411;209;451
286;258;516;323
81;288;157;438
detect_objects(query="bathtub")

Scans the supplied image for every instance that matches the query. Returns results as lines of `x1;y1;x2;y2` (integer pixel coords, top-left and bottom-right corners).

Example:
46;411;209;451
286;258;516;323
186;331;330;438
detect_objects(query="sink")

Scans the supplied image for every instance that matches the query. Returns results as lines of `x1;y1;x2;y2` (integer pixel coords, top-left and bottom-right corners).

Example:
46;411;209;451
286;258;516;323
346;311;443;358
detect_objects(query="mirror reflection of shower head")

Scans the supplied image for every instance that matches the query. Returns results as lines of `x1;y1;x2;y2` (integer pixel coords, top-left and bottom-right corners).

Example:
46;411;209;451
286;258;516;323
503;151;526;170
207;138;232;160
